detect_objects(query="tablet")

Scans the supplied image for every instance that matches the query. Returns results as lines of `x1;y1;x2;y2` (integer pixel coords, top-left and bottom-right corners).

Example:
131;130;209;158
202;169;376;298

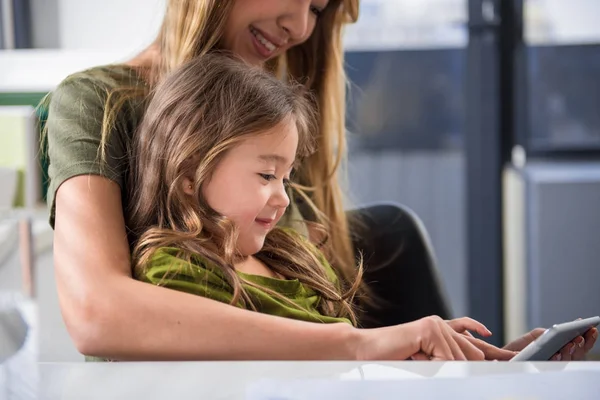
510;316;600;362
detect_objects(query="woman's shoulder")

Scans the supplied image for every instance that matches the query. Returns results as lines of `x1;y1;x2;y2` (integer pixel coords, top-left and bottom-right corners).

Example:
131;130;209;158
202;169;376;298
45;64;146;111
59;64;145;92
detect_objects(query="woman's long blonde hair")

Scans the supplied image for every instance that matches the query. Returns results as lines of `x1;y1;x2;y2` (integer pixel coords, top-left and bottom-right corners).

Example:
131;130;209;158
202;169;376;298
128;54;362;324
105;0;361;290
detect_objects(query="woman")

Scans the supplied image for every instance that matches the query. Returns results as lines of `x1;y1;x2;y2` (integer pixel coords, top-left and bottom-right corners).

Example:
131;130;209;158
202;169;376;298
44;0;597;361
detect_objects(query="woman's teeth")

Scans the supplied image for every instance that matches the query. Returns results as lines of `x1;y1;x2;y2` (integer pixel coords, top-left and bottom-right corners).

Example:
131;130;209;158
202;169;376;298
250;26;277;52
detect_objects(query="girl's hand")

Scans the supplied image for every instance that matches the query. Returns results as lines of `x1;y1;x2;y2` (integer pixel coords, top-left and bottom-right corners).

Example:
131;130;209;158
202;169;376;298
356;315;487;361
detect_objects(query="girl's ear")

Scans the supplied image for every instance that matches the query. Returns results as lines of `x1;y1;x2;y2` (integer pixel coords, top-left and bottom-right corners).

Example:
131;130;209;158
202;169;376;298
182;177;195;196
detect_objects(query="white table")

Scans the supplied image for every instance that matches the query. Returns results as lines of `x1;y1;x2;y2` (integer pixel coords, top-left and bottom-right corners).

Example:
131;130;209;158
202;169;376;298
38;361;600;400
0;295;37;400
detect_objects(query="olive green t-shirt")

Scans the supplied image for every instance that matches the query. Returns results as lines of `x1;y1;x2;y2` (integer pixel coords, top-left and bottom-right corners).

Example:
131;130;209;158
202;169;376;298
139;246;352;326
84;243;351;362
44;64;308;234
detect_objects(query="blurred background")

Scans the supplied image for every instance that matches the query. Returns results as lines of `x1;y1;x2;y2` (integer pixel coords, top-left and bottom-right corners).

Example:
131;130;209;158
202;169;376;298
0;0;599;363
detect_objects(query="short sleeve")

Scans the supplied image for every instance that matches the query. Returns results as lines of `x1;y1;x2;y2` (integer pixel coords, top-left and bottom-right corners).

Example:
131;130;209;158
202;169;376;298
45;76;130;228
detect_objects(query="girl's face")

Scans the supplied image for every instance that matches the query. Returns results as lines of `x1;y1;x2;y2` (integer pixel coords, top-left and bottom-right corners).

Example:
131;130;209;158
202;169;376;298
200;118;299;256
222;0;330;66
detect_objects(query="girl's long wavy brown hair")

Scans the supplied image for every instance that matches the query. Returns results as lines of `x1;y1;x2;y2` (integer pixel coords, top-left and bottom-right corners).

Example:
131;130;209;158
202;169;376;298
128;54;363;325
99;0;364;296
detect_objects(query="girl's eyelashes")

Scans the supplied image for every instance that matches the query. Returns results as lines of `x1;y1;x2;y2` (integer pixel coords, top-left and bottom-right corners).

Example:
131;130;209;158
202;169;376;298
259;173;292;186
259;173;277;182
310;5;324;17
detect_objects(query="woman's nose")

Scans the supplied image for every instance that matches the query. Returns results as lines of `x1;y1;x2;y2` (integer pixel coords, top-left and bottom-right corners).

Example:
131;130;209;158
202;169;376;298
277;1;312;41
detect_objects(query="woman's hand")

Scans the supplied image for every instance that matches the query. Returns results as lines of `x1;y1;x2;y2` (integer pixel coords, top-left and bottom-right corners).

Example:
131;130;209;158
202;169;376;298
504;326;598;361
356;315;488;361
446;317;518;360
446;316;599;361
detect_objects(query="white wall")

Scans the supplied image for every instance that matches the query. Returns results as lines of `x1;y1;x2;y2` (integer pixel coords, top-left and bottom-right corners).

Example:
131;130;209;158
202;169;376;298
526;0;600;44
56;0;166;53
30;0;167;52
0;0;167;92
0;50;134;92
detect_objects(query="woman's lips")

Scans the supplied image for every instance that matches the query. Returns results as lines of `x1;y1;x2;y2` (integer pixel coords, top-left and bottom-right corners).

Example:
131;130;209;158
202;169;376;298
249;25;280;58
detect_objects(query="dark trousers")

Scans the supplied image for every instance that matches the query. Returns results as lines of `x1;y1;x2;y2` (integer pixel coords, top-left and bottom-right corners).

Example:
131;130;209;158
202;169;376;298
349;203;452;328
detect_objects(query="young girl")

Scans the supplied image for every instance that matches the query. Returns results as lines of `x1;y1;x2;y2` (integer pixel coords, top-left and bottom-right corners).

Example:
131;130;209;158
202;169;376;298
127;53;362;327
122;54;505;362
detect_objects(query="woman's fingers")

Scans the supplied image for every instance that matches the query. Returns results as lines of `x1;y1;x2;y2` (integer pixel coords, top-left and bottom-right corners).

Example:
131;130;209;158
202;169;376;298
548;327;597;362
570;336;587;360
561;320;598;361
443;325;466;360
503;328;545;352
454;333;485;360
447;317;492;337
417;316;456;360
563;326;598;361
559;342;574;361
415;316;506;361
433;321;456;360
411;352;431;361
463;336;517;360
557;336;586;361
584;328;598;353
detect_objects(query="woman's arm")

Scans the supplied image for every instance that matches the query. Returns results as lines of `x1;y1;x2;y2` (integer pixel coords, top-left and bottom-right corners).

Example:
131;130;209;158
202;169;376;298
46;72;367;360
54;175;360;360
54;175;494;361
